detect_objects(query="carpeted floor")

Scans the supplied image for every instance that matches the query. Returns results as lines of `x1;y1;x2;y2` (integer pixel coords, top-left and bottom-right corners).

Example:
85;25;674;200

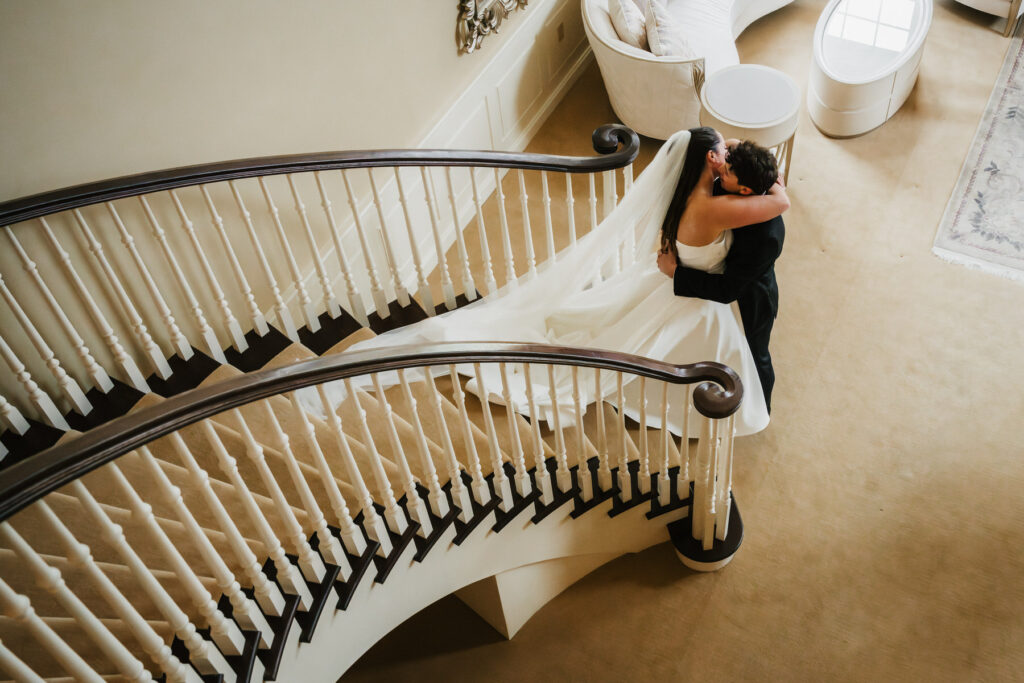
344;0;1024;680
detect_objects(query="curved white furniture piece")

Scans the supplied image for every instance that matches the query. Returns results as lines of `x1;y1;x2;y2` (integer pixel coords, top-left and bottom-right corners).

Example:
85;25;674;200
699;64;801;182
807;0;933;138
953;0;1022;36
582;0;794;140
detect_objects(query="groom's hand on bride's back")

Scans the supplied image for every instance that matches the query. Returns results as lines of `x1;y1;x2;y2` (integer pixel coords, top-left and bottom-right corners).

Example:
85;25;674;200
657;249;677;278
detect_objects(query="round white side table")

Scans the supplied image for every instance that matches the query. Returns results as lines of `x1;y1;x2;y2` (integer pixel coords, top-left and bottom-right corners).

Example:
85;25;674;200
699;64;802;185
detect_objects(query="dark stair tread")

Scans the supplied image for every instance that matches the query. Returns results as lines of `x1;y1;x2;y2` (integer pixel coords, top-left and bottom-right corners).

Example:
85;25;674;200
667;493;743;565
367;299;429;335
647;466;691;519
452;471;501;545
295;562;341;643
530;457;578;525
334;540;380;610
215;593;265;683
372;520;420;584
168;632;227;683
65;377;145;433
409;482;459;562
570;456;616;519
297;309;364;357
432;289;483;317
146;347;220;398
492;462;543;533
224;326;293;373
607;459;653;518
0;419;65;470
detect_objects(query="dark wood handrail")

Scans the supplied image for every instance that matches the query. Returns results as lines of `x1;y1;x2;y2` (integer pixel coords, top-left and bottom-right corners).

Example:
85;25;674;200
0;125;640;226
0;341;741;521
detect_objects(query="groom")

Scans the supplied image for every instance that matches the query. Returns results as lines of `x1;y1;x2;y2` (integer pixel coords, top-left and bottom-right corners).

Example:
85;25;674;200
657;140;786;413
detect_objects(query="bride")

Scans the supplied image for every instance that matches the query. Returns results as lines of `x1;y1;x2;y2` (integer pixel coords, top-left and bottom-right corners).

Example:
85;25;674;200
304;127;788;437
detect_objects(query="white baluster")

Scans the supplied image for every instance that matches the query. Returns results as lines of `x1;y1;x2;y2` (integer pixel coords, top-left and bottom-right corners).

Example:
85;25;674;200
397;370;449;519
366;168;408;310
0;333;67;429
0;394;30;435
603;168;618;219
702;418;721;550
492;168;517;286
201;422;313;608
315;171;368;326
70;479;234;677
616;372;631;502
343;378;409;536
0;521;151;681
691;415;712;548
472;363;512;511
313;385;383;556
231;408;327;583
658;382;672;507
256;178;321;332
565;174;577;247
370;374;431;537
40;217;149;392
4;228;113;393
516;170;537;278
0;273;90;415
444;167;477;301
421;368;472;522
447;365;490;506
0;577;105;683
138;196;226;362
498;363;531;498
587;173;599;238
715;414;736;541
679;385;693;500
35;499;203;683
540;171;556;265
103;203;192;364
393;168;435;314
570;366;592;502
421;168;457;310
0;637;46;683
624;163;634;194
287;392;363;572
545;365;573;493
637;377;651;494
228;180;299;340
469;169;498;296
522;363;554;505
287;174;342;320
200;185;269;336
594;368;612;491
140;443;275;644
169;190;247;351
107;460;246;655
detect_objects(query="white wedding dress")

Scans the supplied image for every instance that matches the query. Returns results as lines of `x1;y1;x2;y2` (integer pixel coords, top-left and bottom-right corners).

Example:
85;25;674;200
302;129;769;436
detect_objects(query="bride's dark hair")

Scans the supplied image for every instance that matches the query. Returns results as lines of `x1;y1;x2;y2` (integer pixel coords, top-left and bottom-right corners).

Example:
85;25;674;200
660;126;721;257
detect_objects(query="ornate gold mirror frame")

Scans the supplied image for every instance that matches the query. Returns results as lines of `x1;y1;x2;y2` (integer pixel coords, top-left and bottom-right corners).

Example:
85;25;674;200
457;0;529;53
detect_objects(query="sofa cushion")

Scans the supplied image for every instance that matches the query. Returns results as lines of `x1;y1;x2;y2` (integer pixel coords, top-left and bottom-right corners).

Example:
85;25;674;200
609;0;649;50
665;0;739;73
586;0;657;58
646;0;696;57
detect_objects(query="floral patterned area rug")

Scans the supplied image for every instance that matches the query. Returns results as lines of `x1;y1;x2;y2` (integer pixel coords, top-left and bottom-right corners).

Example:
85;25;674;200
933;24;1024;283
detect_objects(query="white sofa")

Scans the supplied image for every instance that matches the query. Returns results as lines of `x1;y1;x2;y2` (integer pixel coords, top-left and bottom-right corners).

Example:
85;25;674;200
953;0;1022;36
583;0;794;140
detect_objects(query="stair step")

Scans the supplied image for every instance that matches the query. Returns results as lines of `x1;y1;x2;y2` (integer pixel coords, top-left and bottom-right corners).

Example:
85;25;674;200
224;326;293;374
146;347;221;398
322;327;377;356
0;419;64;470
64;378;145;434
367;300;429;336
297;310;365;357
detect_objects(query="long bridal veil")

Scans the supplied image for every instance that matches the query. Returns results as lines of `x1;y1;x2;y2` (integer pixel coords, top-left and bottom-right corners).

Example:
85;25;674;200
299;129;769;437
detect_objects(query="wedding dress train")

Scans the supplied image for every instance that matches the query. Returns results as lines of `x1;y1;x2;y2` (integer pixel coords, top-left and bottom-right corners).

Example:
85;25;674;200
301;129;769;437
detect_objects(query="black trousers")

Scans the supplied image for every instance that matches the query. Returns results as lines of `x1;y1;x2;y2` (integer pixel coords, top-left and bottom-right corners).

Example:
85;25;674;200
738;288;777;414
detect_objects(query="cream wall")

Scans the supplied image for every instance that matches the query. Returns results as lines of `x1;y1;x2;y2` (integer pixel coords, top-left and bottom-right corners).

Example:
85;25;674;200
1;0;539;201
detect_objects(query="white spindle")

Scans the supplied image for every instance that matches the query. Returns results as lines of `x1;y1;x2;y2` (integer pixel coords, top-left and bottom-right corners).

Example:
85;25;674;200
35;499;203;683
638;377;651;494
397;370;450;519
315;171;369;326
421;368;473;522
142;442;275;643
715;414;736;541
200;185;269;336
498;363;531;498
366;168;408;310
169;190;247;351
0;333;67;429
603;169;618;219
0;577;105;683
522;363;554;505
469;169;498;296
344;378;409;536
201;422;313;608
493;168;517;286
393;168;436;315
0;637;46;683
4;228;113;393
447;365;490;506
545;365;572;493
138;196;226;362
472;363;512;511
444;167;477;301
691;415;712;548
565;174;577;247
40;217;149;392
228;180;298;340
658;382;672;506
314;385;383;556
594;368;612;491
680;385;693;500
256;178;321;332
287;174;342;320
616;372;631;502
70;479;233;677
702;418;721;549
0;522;151;681
0;394;30;435
103;203;192;364
540;171;556;264
0;273;90;415
571;366;593;502
624;163;634;193
421;168;457;310
587;173;599;238
516;170;537;278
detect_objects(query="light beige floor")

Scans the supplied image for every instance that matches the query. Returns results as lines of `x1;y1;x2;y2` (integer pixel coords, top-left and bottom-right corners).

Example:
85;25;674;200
345;1;1024;680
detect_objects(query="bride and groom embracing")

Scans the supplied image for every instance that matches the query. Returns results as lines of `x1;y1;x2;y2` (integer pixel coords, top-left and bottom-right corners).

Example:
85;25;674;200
306;127;788;438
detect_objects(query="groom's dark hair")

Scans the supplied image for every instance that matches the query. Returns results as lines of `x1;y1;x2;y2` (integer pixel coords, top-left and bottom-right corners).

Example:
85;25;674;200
727;141;778;195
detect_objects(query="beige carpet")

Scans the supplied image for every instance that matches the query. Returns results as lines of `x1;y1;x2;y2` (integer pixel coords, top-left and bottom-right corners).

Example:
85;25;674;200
345;1;1024;680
